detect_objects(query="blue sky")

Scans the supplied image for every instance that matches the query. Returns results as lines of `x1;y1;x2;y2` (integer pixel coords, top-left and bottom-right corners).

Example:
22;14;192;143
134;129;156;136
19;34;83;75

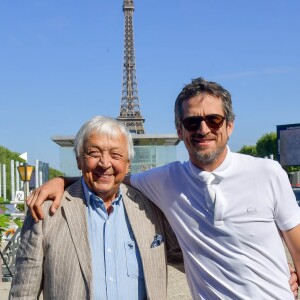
0;0;299;170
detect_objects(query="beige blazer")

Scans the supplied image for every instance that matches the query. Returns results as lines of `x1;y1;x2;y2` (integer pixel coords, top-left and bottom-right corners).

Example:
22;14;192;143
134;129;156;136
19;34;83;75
9;181;182;300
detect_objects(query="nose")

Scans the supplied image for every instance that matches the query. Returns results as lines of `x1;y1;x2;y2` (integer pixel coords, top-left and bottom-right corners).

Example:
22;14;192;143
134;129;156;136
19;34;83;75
97;155;112;168
196;120;211;135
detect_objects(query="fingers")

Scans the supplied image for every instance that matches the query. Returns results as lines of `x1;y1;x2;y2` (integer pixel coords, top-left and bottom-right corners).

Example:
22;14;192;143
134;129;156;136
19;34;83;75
50;198;61;215
25;177;66;222
288;264;299;298
26;188;46;222
289;263;296;274
289;275;299;298
291;281;299;299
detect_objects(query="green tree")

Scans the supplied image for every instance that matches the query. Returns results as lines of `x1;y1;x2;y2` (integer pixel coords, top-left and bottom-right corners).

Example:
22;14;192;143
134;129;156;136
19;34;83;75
283;165;300;173
0;144;65;200
0;145;65;237
238;145;257;156
256;132;277;160
0;145;25;200
49;167;64;179
0;204;11;244
237;133;300;175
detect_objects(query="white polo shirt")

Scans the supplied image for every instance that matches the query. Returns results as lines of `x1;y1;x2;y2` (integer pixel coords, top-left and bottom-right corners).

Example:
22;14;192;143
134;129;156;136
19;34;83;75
130;149;300;299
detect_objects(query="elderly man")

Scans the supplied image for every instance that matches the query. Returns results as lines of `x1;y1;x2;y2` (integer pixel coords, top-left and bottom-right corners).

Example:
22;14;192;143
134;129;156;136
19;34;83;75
27;78;300;299
10;116;182;300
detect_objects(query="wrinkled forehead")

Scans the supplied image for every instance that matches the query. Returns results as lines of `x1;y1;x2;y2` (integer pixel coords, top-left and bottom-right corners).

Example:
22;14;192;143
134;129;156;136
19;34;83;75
182;93;224;114
90;124;123;138
85;129;125;143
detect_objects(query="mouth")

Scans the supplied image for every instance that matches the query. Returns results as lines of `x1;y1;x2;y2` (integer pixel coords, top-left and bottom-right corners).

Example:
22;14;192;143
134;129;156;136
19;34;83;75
93;173;113;180
191;136;215;145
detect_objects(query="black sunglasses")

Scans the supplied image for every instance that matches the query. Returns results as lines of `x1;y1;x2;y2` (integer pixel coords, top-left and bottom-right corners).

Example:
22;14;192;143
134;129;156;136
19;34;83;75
181;114;226;131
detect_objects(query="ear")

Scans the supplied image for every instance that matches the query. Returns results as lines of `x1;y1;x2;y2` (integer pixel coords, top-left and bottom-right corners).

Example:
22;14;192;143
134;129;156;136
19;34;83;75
226;121;234;137
76;157;82;170
177;125;184;140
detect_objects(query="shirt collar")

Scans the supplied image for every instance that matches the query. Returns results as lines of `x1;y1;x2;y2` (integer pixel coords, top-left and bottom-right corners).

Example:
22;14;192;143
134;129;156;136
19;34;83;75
188;146;233;182
81;177;122;206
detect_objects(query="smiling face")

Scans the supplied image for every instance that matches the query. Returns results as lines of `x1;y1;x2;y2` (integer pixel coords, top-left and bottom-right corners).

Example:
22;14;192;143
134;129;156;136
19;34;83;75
177;93;234;171
77;131;130;202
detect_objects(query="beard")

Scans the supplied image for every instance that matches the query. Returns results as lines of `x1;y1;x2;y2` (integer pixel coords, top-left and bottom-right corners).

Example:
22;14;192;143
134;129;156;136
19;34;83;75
193;144;226;165
189;132;228;166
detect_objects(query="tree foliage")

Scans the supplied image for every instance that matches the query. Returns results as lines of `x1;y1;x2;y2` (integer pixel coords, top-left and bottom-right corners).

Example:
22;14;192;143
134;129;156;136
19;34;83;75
256;132;278;160
0;145;64;199
237;132;277;159
0;145;65;236
49;167;64;179
237;132;300;172
238;145;257;156
283;165;300;172
0;204;10;243
0;145;25;199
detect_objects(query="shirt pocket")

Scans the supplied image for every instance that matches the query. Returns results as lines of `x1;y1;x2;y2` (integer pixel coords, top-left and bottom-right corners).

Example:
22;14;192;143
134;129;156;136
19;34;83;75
124;241;145;279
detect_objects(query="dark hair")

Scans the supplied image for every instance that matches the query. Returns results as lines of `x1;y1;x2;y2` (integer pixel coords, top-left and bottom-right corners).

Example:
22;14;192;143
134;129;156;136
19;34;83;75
174;77;235;129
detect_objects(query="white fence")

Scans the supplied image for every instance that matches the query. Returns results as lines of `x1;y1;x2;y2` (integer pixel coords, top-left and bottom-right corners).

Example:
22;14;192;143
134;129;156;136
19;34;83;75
0;160;49;218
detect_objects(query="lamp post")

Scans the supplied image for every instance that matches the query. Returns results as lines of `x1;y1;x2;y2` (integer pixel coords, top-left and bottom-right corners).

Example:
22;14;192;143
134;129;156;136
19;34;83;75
17;163;34;213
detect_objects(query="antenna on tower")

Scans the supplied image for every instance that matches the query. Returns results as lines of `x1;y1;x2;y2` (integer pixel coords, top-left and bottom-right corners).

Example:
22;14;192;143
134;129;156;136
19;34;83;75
117;0;145;134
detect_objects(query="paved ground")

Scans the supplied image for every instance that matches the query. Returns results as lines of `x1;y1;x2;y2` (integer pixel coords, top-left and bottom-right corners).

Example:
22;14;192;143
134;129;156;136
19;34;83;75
1;243;298;300
0;281;10;300
0;265;191;300
0;226;191;300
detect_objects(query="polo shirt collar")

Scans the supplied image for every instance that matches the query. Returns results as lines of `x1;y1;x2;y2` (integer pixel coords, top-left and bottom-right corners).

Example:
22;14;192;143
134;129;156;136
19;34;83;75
188;146;233;182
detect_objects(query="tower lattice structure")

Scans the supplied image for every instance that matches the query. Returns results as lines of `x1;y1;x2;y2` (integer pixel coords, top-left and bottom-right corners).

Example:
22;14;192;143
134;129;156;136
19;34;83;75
117;0;145;134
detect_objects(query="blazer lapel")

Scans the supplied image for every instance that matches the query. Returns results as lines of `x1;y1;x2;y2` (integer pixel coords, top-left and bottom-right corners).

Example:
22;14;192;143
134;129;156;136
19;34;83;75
121;184;153;249
121;184;167;300
62;180;93;295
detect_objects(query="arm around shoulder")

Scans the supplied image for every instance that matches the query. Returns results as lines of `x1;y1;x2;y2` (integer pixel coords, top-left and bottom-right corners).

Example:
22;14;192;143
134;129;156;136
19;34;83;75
26;176;78;222
282;223;300;284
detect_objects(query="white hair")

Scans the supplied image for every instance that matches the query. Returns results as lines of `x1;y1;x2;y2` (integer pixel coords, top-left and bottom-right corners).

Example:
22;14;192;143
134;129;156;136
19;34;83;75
73;116;134;161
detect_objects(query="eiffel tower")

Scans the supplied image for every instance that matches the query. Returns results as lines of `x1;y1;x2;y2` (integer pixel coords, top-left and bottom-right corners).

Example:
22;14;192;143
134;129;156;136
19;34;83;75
117;0;145;134
51;0;181;176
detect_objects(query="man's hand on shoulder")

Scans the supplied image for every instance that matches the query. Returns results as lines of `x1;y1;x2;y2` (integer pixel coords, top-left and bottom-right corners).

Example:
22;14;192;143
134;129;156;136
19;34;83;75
26;177;66;222
289;263;299;298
